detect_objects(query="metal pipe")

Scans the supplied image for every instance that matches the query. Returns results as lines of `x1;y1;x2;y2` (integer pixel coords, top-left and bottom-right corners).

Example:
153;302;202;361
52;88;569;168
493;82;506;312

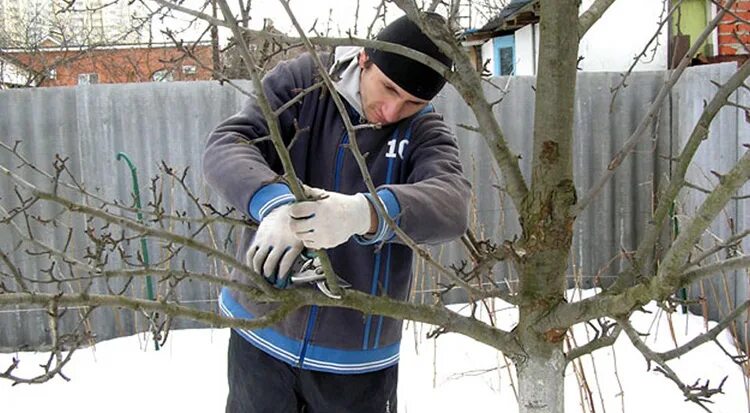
116;151;159;350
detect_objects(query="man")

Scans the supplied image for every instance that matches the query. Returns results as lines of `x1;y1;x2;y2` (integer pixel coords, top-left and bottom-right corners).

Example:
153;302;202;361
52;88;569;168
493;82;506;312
203;12;470;413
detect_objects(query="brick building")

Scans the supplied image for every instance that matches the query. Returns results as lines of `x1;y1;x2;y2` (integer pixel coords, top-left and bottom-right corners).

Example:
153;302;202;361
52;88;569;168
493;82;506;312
6;40;214;87
718;0;750;56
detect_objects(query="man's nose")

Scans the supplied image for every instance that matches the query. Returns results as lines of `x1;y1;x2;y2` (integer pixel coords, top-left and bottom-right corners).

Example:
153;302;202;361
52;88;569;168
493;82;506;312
382;100;404;123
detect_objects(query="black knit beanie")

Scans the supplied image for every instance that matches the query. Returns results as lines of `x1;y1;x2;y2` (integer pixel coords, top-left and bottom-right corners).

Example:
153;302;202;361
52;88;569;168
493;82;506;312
365;13;452;100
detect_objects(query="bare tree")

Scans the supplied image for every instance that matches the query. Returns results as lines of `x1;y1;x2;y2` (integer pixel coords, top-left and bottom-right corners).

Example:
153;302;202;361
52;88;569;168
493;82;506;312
1;0;749;412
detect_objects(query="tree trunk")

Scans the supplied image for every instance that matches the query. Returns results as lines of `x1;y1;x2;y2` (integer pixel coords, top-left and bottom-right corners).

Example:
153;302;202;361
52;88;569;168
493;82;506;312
211;0;221;79
516;1;580;411
517;348;566;413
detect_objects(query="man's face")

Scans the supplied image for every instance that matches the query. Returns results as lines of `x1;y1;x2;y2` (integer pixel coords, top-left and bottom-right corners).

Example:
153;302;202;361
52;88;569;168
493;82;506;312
358;51;430;125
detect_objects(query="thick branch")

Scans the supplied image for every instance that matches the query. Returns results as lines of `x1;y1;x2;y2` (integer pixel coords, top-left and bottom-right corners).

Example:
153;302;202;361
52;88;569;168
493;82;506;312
565;325;622;363
550;251;749;328
158;0;529;212
215;0;346;294
278;0;390;295
0;292;299;332
0;220;523;355
0;287;523;355
392;0;529;212
0;248;28;291
659;299;750;361
215;0;305;198
687;228;750;266
684;180;750;200
0;165;522;355
634;56;750;271
516;0;579;308
659;149;750;282
573;0;739;217
619;317;727;409
276;0;478;295
578;0;617;38
680;255;750;286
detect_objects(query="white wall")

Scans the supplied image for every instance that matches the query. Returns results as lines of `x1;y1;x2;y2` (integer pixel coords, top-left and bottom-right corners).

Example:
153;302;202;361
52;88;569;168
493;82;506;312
480;39;495;75
515;23;539;76
578;0;669;72
0;60;32;87
494;0;669;75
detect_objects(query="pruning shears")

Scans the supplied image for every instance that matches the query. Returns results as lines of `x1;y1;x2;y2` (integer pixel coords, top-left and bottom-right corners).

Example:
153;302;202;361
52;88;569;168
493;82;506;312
272;250;351;299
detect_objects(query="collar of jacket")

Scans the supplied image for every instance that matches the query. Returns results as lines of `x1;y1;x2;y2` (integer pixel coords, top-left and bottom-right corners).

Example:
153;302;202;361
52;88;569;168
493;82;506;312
330;46;366;122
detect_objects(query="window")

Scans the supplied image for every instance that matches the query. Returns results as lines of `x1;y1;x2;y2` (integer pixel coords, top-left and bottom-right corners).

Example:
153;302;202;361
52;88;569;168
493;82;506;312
499;47;514;76
182;65;197;75
48;69;57;80
77;73;98;85
152;69;173;82
493;35;515;76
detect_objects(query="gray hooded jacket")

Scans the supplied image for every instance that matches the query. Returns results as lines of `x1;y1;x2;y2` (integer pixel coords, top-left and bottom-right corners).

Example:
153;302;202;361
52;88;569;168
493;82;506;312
203;50;470;374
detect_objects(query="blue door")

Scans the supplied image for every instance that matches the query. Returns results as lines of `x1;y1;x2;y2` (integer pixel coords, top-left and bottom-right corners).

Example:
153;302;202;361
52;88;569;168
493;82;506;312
493;34;515;76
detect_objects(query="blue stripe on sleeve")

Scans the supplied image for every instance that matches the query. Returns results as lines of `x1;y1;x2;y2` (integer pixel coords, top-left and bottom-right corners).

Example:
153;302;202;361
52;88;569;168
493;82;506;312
376;188;401;241
354;189;401;245
247;182;295;222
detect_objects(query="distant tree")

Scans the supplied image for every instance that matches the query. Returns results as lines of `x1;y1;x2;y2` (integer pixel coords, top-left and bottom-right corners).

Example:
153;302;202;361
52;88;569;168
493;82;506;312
221;17;324;79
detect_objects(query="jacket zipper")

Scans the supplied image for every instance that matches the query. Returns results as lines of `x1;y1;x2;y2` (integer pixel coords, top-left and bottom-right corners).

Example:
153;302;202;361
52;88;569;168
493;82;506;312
298;306;319;366
298;129;349;367
333;130;349;190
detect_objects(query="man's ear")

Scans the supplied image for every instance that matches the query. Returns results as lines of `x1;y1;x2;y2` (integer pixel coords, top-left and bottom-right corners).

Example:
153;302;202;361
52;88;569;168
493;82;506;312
358;50;368;69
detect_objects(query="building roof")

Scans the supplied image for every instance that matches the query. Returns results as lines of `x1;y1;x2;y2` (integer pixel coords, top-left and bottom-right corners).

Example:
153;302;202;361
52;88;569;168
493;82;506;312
2;41;213;53
478;0;539;34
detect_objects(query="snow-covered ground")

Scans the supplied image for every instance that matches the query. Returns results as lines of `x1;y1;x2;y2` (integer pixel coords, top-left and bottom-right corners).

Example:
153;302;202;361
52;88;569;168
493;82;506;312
2;293;748;412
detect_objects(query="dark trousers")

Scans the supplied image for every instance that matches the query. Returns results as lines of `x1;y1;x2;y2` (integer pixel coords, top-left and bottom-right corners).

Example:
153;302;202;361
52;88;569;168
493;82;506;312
226;329;398;413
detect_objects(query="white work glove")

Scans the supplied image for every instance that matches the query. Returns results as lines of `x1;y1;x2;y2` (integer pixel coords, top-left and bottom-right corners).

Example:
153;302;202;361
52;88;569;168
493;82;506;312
246;204;304;283
289;186;373;249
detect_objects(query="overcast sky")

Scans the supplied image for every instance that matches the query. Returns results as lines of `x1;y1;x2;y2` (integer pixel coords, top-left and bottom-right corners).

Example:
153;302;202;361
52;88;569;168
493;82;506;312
146;0;437;44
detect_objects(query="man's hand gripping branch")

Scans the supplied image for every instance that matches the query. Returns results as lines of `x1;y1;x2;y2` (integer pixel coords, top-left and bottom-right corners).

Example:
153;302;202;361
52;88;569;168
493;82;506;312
246;185;375;291
289;185;375;249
